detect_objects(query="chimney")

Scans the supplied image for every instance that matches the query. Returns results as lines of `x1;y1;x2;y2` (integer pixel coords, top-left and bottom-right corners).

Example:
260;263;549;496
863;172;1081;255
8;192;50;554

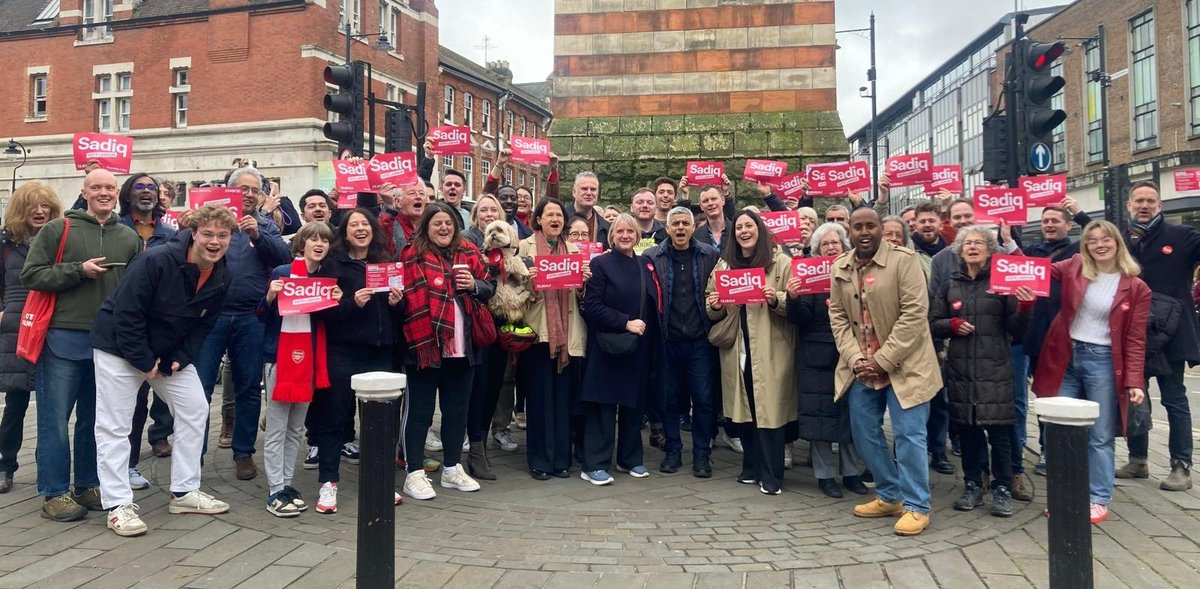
487;60;513;85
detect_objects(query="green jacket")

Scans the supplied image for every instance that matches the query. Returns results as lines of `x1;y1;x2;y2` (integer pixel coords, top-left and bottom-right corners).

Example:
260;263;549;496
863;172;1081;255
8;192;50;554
20;210;140;331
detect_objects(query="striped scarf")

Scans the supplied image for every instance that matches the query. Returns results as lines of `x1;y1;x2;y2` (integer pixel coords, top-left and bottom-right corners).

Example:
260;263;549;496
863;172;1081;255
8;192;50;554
273;258;330;403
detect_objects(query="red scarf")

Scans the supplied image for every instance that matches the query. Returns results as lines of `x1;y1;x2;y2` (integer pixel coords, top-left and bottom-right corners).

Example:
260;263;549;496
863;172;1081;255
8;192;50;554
397;214;417;240
401;241;488;369
273;258;330;402
535;231;571;372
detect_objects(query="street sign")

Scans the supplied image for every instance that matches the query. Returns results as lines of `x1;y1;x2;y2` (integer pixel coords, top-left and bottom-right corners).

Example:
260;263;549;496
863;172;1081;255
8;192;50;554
1029;142;1052;173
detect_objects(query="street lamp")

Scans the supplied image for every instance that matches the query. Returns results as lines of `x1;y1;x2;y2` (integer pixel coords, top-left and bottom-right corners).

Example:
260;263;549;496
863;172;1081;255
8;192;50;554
838;13;879;203
343;20;393;64
4;139;27;193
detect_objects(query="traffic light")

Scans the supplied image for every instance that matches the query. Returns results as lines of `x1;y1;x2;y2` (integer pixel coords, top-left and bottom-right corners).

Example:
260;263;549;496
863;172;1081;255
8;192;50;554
982;113;1010;184
1019;40;1066;142
384;108;413;153
323;61;365;157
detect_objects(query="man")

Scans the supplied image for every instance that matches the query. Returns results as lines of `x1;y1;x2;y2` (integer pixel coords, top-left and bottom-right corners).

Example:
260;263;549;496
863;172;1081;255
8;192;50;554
194;166;291;481
92;205;238;536
383;181;428;252
439;169;471;228
565;172;611;247
909;202;947;277
693;185;731;250
825;205;851;229
928;198;1019;303
828;207;941;536
21;168;140;521
898;206;917;234
644;207;721;477
493;184;531;239
297;189;333;225
1120;181;1196;491
603;206;622;225
631;188;666;253
652;177;678;225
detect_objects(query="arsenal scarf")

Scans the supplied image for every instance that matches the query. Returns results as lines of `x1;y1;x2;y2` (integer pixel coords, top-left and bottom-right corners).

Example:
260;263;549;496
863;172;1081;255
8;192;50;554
273;258;330;403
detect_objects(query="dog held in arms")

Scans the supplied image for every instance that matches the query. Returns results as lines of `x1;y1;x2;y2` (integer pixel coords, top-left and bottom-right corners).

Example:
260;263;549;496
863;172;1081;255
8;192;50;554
481;220;530;324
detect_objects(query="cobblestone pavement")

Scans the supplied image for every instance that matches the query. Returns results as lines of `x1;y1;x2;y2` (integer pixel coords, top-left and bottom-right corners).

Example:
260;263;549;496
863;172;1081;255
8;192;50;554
0;396;1197;588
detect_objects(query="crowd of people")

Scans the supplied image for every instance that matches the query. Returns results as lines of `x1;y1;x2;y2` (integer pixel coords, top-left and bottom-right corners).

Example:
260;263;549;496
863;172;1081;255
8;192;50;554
0;145;1194;539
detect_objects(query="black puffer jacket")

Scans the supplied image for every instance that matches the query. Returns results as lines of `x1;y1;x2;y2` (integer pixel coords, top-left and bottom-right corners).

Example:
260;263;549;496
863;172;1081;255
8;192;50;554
786;292;852;443
0;230;34;393
930;263;1030;426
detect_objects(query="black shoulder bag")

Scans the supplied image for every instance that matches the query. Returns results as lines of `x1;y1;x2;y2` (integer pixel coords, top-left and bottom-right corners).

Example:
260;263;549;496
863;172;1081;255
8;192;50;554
595;263;646;356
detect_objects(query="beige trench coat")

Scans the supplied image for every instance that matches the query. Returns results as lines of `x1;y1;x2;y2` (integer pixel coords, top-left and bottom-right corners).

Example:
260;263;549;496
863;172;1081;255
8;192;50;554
705;251;796;429
516;236;587;357
827;243;942;408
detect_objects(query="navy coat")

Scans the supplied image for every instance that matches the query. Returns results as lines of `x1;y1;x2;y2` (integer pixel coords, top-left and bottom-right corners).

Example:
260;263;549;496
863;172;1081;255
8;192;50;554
1126;217;1200;365
580;250;659;408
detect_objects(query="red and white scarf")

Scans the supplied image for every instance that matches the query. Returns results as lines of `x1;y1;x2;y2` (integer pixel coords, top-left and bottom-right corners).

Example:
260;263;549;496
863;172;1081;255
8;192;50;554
273;258;330;403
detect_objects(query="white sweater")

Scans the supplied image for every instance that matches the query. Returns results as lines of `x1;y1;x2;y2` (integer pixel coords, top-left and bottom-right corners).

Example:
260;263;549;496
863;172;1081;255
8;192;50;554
1069;272;1120;346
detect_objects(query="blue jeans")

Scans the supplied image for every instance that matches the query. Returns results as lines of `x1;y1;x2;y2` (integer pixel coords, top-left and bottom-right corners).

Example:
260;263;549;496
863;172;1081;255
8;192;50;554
849;381;932;514
35;330;99;497
196;313;265;460
1010;344;1029;474
1127;361;1193;466
1056;341;1118;505
663;338;717;455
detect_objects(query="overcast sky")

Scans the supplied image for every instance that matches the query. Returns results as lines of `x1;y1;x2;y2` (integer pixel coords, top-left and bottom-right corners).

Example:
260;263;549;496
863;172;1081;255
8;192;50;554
437;0;1072;137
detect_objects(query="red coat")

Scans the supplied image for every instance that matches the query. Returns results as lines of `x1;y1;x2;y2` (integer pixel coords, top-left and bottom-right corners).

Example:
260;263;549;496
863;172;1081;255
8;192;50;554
1031;255;1150;436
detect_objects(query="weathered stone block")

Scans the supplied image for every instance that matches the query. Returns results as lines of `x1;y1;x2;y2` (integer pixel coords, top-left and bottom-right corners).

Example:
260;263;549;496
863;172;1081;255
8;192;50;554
637;134;671;155
800;130;849;156
549;117;589;136
750;112;793;131
684;115;725;133
619;116;654;135
604;135;639;158
574;136;607;156
770;131;804;153
589;117;621;135
700;133;735;156
669;134;702;157
734;131;771;156
652;115;688;134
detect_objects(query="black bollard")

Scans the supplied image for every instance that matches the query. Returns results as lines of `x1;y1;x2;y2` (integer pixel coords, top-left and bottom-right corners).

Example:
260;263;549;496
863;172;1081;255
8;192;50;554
351;372;405;589
1035;397;1098;589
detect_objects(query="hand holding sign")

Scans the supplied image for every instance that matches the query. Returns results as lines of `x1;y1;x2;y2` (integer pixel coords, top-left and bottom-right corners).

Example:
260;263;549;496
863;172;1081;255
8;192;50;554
73;133;133;173
333;159;372;195
714;268;768;305
277;277;340;316
510;136;551;166
428;126;472;155
686;161;724;185
790;257;835;295
989;255;1050;297
533;254;585;290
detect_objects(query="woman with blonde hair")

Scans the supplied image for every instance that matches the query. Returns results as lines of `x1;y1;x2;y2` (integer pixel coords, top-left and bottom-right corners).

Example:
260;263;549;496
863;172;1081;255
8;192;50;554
1033;220;1150;524
464;193;506;249
0;182;63;493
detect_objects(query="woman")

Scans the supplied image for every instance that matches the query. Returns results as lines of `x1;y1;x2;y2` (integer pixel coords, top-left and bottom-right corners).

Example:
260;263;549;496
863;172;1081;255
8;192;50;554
930;226;1034;518
881;215;911;249
463;195;507;479
261;223;341;517
313;209;403;514
786;222;866;498
157;179;176;209
399;203;496;499
705;210;795;495
517;198;589;479
579;214;658;484
0;182;62;493
566;216;591;246
1033;220;1149;524
515;187;533;227
464;194;504;248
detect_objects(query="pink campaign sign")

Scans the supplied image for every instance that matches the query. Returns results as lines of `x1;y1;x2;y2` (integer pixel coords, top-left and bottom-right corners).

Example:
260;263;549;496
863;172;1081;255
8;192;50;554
1019;175;1067;207
188;187;244;219
989;255;1050;297
510;136;551;166
73;133;133;173
714;268;767;305
790;256;835;295
366;152;418;190
885;153;934;188
428;126;471;155
973;186;1027;225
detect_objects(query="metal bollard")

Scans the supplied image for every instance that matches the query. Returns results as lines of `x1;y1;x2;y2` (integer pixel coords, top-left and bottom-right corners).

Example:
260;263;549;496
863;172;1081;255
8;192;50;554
1034;397;1099;589
351;371;406;589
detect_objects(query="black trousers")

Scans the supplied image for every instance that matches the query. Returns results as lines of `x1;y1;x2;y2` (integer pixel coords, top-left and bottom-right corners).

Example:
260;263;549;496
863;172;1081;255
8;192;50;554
518;343;572;473
128;382;175;468
404;358;474;471
468;345;506;443
960;423;1013;490
0;389;30;474
581;402;643;472
738;365;786;491
313;344;390;483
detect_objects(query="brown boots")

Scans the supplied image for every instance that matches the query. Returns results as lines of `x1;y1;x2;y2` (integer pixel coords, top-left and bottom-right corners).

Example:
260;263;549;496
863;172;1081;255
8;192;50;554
467;441;496;481
218;406;234;449
1161;460;1193;491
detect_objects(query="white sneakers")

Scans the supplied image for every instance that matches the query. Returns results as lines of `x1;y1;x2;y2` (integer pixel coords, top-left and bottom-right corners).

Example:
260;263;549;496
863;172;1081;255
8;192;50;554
168;491;230;515
108;504;147;537
425;431;443;452
316;482;338;514
441;466;480;492
404;470;437;500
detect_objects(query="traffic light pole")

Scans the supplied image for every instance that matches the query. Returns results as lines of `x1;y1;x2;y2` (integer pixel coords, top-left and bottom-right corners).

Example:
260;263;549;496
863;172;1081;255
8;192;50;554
1005;15;1027;188
868;13;879;203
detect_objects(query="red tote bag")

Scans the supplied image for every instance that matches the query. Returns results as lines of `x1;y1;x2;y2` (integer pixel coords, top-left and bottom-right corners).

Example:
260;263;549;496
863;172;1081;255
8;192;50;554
17;219;70;363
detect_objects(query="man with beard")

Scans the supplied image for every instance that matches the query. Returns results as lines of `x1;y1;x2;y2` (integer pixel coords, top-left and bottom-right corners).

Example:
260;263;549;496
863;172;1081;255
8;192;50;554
631;188;666;254
193;167;290;481
909;202;947;277
828;207;940;536
565;172;609;247
1119;181;1197;491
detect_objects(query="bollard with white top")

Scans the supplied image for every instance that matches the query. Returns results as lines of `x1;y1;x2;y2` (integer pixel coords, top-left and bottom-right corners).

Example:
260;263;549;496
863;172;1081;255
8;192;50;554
351;371;406;589
1034;396;1099;589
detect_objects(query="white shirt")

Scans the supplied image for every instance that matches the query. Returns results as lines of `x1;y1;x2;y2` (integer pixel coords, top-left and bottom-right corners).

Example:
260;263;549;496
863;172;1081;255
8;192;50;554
1069;272;1120;346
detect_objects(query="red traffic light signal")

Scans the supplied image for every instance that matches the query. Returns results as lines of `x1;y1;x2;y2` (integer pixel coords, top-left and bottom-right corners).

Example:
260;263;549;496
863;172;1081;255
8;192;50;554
1029;41;1065;70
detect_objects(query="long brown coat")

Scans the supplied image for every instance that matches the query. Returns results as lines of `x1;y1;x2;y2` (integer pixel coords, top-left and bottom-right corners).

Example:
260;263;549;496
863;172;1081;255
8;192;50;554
828;243;942;408
516;236;587;357
705;251;796;429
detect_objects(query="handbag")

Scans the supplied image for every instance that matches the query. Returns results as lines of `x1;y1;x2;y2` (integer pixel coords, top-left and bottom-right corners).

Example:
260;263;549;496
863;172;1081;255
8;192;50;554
470;300;498;347
17;219;70;364
595;261;646;356
1126;398;1152;438
707;260;739;348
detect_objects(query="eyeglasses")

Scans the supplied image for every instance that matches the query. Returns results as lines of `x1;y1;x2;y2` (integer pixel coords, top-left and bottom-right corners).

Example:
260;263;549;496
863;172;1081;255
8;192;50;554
133;183;158;192
961;239;988;247
568;231;590;239
238;185;262;196
1085;237;1117;246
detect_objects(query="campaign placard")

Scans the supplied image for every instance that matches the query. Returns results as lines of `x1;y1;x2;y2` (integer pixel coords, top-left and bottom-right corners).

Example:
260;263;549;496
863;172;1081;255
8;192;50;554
73;132;133;173
533;254;585;290
760;211;805;244
714;268;768;305
510;136;551;166
743;159;788;183
336;191;359;210
159;210;182;231
790;256;835;295
1019;175;1067;207
277;277;340;316
188;187;244;219
806;161;870;196
973;186;1027;225
989;255;1050;297
366;152;418;190
333;159;371;195
1176;169;1200;194
428;125;471;155
926;165;963;194
577;241;604;260
686;161;725;185
885;153;934;188
772;172;807;200
365;262;404;293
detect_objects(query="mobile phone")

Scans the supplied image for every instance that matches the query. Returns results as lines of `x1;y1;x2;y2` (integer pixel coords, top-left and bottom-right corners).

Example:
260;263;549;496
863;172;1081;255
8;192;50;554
99;262;126;268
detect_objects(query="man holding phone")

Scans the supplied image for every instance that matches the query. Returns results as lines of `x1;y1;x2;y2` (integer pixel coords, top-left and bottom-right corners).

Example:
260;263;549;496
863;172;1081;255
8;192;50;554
21;168;140;522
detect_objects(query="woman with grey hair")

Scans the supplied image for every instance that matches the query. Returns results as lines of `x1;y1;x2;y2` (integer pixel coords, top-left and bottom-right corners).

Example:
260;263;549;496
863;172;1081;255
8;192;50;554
881;215;911;249
786;221;867;497
929;225;1035;517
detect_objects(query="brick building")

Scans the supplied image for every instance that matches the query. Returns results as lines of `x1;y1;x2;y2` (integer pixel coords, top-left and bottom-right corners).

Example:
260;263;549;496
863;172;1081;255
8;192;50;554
436;50;552;200
549;0;846;206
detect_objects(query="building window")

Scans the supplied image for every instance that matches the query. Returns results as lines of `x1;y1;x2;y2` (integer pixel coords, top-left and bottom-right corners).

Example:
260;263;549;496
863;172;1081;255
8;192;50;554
506;110;514;138
464;93;474;128
482;100;492;135
1188;0;1200;135
519;170;527;187
340;0;361;34
481;159;491;179
520;117;527;136
1084;39;1104;164
30;74;47;118
463;156;474;192
171;67;189;128
1130;10;1157;150
443;85;454;123
95;71;131;132
83;0;113;40
379;1;400;51
442;155;453;170
504;166;512;185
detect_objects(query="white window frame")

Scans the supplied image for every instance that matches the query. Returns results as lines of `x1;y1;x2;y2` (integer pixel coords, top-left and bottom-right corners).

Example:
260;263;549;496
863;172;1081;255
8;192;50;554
506;110;514;138
443;85;455;123
171;65;190;129
442;155;454;170
93;64;133;133
463;156;474;193
504;166;512;186
481;100;492;136
82;0;114;41
1129;9;1158;151
340;0;362;34
30;73;48;119
464;93;474;128
481;159;491;179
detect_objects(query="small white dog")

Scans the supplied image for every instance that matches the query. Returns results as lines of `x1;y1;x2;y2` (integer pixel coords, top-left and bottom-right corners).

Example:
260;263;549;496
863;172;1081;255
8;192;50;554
481;220;530;324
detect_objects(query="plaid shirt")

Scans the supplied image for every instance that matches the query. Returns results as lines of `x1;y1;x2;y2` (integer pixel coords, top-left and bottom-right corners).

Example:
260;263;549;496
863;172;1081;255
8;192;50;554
855;256;891;389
